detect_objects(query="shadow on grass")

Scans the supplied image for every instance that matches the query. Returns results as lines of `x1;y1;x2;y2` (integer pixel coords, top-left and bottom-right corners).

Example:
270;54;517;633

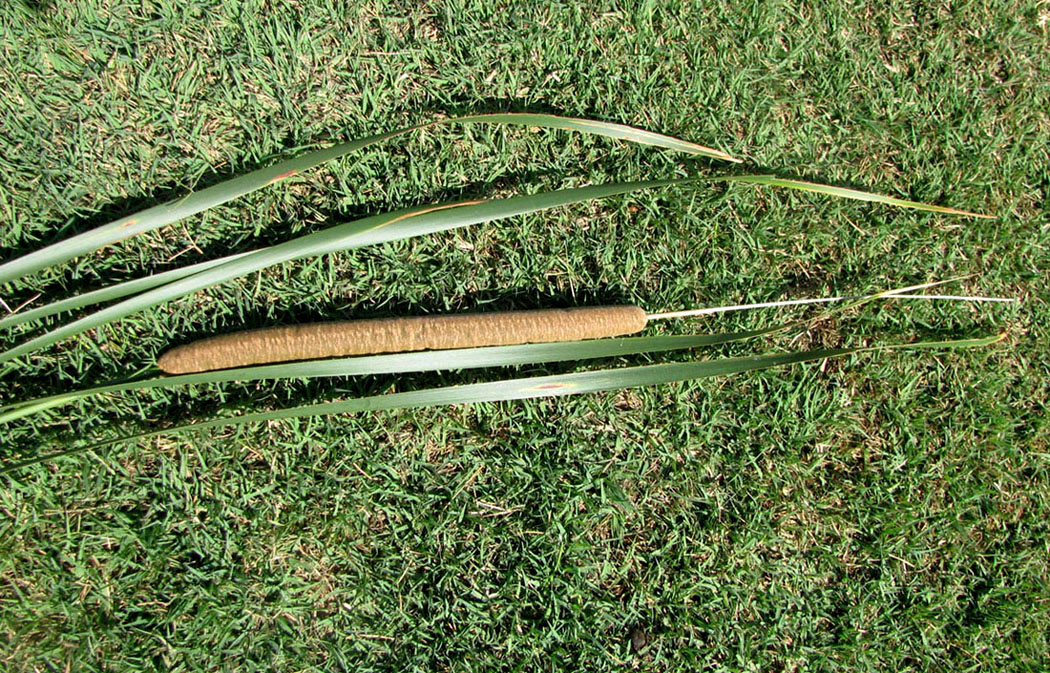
15;0;55;14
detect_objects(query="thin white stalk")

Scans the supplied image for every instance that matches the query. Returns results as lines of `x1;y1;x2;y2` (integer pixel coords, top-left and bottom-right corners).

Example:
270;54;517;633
646;291;1014;321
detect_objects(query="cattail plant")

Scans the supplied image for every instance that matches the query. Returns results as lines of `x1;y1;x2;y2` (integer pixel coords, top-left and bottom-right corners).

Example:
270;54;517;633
0;113;1009;473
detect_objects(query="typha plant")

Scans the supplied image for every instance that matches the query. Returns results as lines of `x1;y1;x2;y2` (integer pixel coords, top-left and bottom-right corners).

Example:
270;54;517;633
0;113;1011;473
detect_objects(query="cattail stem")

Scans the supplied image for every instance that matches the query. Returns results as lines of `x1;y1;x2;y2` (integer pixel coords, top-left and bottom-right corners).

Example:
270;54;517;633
646;293;1014;321
158;289;1013;375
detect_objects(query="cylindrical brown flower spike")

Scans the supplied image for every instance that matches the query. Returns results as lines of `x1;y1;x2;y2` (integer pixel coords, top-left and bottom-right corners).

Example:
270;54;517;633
158;287;1013;375
158;306;649;374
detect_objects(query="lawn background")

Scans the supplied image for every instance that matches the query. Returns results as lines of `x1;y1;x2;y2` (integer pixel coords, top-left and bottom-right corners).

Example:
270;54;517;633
1;0;1048;670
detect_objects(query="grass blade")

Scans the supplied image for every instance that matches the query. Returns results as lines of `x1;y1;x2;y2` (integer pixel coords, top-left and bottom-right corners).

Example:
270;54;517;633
0;333;1002;474
0;113;736;286
726;175;993;218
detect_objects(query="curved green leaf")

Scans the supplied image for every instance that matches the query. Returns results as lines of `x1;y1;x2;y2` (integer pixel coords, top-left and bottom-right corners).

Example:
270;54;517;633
3;175;991;333
0;177;703;367
0;253;252;331
0;113;737;286
1;277;989;421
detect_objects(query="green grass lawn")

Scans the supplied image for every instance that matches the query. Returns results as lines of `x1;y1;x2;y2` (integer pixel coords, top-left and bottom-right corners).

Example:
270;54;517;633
1;0;1048;670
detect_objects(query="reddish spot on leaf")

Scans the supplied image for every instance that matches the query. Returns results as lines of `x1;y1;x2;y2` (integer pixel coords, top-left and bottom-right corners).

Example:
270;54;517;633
118;218;139;229
531;383;573;391
269;169;298;184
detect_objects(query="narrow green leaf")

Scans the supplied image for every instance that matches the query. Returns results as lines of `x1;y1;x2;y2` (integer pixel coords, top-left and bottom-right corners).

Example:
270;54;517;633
0;333;1001;475
4;174;991;333
726;175;993;218
4;277;988;421
0;177;698;367
0;253;252;331
0;113;736;286
0;330;774;422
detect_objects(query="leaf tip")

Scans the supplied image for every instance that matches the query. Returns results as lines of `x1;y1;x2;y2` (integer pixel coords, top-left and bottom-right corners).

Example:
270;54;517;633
939;206;995;219
688;145;742;163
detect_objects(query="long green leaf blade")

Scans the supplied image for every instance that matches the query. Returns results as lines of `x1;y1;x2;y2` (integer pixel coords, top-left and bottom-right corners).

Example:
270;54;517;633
0;177;698;367
4;174;991;332
3;277;987;421
0;330;773;422
0;114;736;286
0;253;253;331
0;333;1001;474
